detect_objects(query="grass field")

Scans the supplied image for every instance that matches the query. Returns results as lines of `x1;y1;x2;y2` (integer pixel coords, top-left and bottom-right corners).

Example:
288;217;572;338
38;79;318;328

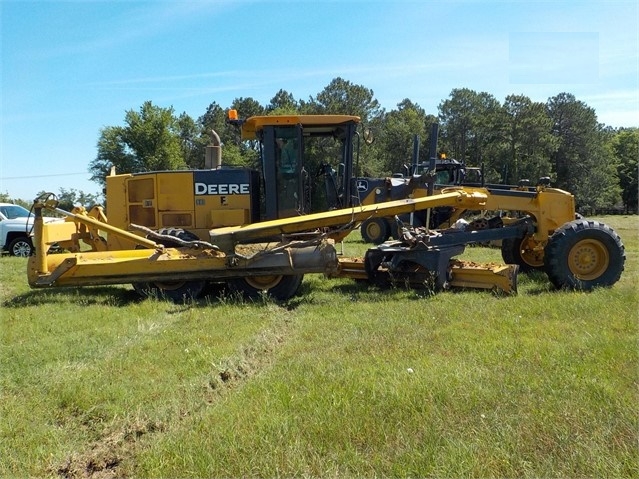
1;216;637;478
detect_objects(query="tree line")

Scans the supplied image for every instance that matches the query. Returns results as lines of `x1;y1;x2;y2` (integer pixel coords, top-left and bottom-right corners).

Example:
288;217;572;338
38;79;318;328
80;77;636;214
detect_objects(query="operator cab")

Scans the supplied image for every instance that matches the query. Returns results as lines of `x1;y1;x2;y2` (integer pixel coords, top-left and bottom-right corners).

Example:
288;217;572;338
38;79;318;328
231;112;360;220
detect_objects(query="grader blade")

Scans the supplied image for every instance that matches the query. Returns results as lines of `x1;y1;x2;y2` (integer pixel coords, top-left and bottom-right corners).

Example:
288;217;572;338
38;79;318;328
333;254;519;294
449;260;519;294
28;242;338;288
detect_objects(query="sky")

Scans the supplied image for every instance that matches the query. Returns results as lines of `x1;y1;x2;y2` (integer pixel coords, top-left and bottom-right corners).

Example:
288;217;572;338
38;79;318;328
1;0;637;201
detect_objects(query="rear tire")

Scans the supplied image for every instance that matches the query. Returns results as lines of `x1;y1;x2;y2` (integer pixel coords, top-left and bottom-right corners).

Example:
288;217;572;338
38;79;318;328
228;274;303;301
133;280;206;302
361;218;389;244
132;228;205;301
544;219;625;290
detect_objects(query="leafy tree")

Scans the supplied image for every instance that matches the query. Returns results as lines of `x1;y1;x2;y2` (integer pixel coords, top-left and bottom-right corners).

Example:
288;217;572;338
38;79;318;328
91;126;136;183
376;99;435;175
122;101;186;171
89;101;190;187
266;89;299;114
612;127;639;213
225;97;265;169
231;97;265;120
499;95;557;184
438;88;502;171
304;77;383;123
199;101;230;137
177;112;204;169
546;93;621;211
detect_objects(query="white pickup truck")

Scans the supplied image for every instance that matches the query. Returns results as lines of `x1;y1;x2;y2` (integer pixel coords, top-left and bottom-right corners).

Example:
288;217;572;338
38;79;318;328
0;203;60;256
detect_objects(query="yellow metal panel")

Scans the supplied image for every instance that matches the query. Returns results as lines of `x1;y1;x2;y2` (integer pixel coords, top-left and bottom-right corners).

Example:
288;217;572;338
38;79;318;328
161;212;193;228
479;186;575;239
41;221;78;244
241;114;360;140
128;177;155;203
105;173;131;231
27;248;226;287
129;205;156;227
157;172;194;211
210;209;249;228
27;240;338;288
123;175;158;229
195;195;252;229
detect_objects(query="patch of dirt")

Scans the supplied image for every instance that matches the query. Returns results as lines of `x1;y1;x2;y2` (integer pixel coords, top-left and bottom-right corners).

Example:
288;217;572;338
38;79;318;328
54;419;164;479
208;321;288;394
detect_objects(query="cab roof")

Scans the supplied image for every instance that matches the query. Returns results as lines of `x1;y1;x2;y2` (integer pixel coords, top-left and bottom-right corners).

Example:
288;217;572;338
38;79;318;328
239;114;360;140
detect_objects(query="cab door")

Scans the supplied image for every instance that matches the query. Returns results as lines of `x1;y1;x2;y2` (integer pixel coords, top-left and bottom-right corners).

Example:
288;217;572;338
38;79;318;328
262;124;307;219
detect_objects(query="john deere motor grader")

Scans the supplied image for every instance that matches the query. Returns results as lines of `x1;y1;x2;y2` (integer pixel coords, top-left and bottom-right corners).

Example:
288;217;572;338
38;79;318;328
26;112;625;301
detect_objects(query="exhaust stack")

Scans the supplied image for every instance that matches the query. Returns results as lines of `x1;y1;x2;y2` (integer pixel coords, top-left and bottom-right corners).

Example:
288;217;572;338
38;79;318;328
204;129;222;169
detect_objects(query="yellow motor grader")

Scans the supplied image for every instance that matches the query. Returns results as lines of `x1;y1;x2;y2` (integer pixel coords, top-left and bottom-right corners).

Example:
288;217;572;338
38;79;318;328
26;112;625;301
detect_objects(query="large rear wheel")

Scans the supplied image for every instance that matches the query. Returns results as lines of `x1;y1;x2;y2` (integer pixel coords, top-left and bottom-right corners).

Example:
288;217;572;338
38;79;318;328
228;274;303;301
544;219;625;290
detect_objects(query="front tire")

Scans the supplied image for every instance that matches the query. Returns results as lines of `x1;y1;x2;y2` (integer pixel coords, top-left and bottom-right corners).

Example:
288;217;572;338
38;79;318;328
544;219;625;290
8;237;33;257
228;274;303;301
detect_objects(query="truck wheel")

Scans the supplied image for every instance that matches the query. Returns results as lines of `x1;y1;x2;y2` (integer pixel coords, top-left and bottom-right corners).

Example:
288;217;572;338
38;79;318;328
133;280;206;302
361;218;389;244
8;237;34;257
228;274;303;301
501;235;544;273
544;219;625;290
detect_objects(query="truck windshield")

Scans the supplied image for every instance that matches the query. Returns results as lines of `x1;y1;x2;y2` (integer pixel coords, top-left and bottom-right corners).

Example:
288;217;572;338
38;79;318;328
0;205;32;219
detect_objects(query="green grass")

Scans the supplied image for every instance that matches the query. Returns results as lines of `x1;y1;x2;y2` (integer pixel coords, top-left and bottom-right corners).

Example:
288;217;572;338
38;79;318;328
1;216;637;478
